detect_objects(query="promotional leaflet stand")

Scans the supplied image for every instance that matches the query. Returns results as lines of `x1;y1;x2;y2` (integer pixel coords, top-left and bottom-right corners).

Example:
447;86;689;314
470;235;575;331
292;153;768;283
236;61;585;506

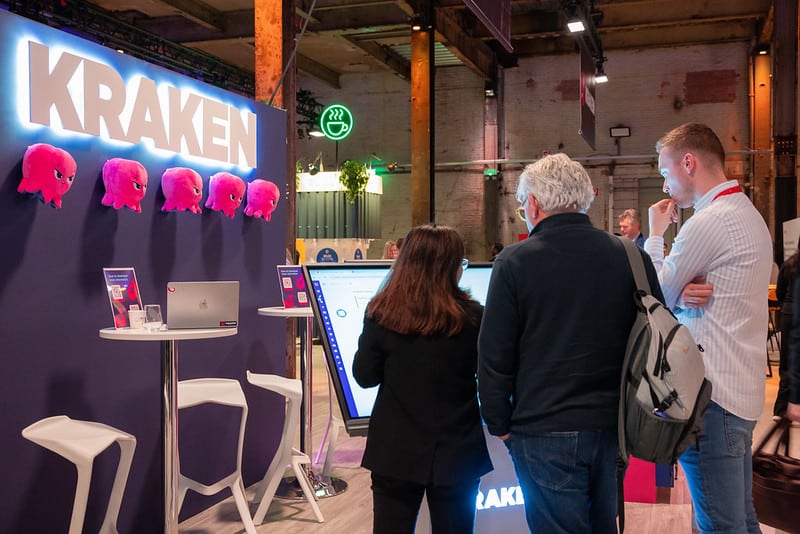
99;327;238;534
257;306;347;498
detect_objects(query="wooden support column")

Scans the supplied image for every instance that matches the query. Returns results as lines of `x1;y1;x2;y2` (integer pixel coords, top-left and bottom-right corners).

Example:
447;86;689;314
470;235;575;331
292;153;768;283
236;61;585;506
411;27;431;226
254;0;283;107
751;52;771;230
255;0;298;377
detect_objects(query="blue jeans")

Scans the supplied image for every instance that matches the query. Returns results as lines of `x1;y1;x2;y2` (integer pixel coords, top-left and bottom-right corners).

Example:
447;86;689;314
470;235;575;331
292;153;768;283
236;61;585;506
678;401;760;534
505;429;619;534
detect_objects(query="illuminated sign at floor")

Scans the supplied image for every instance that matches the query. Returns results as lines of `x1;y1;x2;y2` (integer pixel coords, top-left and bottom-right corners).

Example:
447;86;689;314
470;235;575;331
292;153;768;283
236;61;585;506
20;40;257;168
476;485;525;510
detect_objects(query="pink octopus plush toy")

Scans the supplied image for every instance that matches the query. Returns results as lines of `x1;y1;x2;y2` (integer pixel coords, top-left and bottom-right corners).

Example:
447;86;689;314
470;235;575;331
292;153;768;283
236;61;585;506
19;143;77;208
205;172;245;218
102;158;148;212
244;179;280;221
161;167;203;214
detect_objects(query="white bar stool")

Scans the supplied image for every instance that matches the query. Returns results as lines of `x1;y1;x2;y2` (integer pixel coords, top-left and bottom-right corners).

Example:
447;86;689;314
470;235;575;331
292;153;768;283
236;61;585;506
21;415;137;534
177;378;256;534
246;370;324;524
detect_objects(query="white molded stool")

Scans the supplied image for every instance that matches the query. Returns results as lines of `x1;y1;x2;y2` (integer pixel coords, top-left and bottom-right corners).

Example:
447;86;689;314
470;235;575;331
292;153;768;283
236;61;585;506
246;370;324;524
21;415;136;534
177;378;256;534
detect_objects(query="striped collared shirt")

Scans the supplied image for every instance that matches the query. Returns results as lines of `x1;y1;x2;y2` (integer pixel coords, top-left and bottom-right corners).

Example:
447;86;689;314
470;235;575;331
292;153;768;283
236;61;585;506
645;180;772;420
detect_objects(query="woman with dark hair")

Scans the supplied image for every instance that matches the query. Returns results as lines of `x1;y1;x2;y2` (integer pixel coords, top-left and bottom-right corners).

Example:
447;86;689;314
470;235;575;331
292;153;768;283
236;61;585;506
353;224;492;534
775;238;800;417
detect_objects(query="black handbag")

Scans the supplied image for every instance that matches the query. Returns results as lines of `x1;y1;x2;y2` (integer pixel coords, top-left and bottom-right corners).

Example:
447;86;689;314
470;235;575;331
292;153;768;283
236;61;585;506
752;417;800;533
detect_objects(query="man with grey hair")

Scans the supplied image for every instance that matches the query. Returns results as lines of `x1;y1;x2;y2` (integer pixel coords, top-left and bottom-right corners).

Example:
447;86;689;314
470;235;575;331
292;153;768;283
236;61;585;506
478;153;663;533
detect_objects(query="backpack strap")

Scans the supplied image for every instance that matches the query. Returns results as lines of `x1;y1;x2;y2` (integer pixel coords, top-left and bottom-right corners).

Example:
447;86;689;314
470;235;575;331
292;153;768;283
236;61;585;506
616;235;652;295
612;234;652;533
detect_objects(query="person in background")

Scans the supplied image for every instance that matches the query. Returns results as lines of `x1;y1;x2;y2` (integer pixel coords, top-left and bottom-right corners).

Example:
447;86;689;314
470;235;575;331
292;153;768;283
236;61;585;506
354;224;492;534
490;242;504;261
619;208;646;248
478;153;663;532
395;236;404;251
774;239;800;418
646;122;771;533
381;239;398;259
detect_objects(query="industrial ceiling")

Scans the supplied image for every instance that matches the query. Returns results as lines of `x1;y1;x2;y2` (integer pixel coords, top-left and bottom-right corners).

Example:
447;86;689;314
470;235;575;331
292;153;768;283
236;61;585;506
11;0;773;92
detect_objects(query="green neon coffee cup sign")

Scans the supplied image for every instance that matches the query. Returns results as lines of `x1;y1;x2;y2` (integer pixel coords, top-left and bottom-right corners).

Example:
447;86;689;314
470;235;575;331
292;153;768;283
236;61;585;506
319;104;354;140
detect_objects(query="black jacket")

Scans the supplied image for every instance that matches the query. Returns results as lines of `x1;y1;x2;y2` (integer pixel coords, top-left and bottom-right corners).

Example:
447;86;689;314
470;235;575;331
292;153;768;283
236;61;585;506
353;301;493;485
478;213;664;436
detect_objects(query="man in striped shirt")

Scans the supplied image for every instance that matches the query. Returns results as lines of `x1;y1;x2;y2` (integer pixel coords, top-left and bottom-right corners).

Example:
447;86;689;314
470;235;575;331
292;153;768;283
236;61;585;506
645;122;772;534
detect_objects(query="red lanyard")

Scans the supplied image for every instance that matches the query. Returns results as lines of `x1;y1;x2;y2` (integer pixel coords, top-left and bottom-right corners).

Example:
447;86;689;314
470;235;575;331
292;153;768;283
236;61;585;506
712;185;741;202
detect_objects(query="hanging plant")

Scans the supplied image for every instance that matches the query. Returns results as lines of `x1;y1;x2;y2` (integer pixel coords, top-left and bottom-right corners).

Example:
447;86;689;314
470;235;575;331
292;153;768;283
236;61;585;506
295;160;303;189
339;160;369;204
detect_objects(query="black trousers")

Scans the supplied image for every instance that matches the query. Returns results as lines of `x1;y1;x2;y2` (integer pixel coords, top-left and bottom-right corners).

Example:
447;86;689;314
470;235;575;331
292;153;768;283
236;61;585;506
774;310;791;416
370;472;480;534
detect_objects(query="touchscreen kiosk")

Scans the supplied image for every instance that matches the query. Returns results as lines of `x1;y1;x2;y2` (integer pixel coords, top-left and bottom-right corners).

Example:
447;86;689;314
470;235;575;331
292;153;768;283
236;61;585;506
303;261;494;436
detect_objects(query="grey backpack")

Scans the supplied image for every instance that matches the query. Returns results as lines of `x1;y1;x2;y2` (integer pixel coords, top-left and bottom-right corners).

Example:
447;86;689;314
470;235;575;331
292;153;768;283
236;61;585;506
615;236;712;532
616;236;712;465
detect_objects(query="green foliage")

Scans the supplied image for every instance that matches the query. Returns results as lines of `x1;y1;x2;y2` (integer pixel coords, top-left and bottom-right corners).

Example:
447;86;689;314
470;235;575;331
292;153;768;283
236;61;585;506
295;160;303;188
339;160;369;204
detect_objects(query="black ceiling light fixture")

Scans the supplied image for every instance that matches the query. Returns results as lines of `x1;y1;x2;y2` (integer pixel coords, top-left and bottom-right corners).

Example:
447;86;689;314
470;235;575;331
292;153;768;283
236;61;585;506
307;152;324;175
562;1;608;85
595;59;608;83
565;1;585;33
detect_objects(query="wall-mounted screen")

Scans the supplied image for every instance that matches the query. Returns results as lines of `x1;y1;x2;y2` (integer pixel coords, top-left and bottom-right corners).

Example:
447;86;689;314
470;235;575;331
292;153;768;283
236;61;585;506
303;261;494;436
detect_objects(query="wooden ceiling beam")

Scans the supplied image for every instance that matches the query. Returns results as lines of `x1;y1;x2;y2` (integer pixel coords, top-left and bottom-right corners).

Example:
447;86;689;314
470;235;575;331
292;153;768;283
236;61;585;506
346;37;411;79
434;7;497;81
136;10;254;41
156;0;224;31
297;54;342;88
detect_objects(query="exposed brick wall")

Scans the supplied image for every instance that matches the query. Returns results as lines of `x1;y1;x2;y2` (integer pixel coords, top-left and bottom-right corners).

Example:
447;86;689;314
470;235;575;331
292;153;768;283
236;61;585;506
297;41;756;260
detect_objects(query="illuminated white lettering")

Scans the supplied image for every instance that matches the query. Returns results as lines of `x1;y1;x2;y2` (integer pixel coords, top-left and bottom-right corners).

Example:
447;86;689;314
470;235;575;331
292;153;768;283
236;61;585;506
29;41;82;131
126;77;168;147
476;486;524;511
484;489;501;509
202;98;228;162
500;486;520;506
229;108;256;166
82;57;126;138
25;41;257;167
167;87;201;156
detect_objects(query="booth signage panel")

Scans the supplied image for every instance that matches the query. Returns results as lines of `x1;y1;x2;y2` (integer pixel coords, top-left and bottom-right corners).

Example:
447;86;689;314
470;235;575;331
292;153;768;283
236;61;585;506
0;9;287;532
12;19;262;170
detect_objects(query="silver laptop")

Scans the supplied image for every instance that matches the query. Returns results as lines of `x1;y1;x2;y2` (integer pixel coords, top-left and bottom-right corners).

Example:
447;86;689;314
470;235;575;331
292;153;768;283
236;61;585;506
166;281;239;328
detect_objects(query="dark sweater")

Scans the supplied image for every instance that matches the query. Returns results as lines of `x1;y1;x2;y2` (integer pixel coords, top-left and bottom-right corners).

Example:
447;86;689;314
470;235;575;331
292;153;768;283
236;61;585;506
353;301;493;485
478;213;664;436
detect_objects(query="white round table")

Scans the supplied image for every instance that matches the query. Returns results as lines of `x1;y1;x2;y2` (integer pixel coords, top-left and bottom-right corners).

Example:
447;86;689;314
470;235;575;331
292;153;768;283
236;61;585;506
99;327;237;534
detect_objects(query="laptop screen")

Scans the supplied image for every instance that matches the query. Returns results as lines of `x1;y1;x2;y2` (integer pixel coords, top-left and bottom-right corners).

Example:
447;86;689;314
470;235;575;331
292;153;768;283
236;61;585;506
303;262;493;436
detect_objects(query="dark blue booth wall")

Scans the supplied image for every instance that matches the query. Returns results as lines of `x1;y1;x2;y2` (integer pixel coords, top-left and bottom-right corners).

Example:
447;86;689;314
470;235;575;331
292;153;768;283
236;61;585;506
0;10;288;533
